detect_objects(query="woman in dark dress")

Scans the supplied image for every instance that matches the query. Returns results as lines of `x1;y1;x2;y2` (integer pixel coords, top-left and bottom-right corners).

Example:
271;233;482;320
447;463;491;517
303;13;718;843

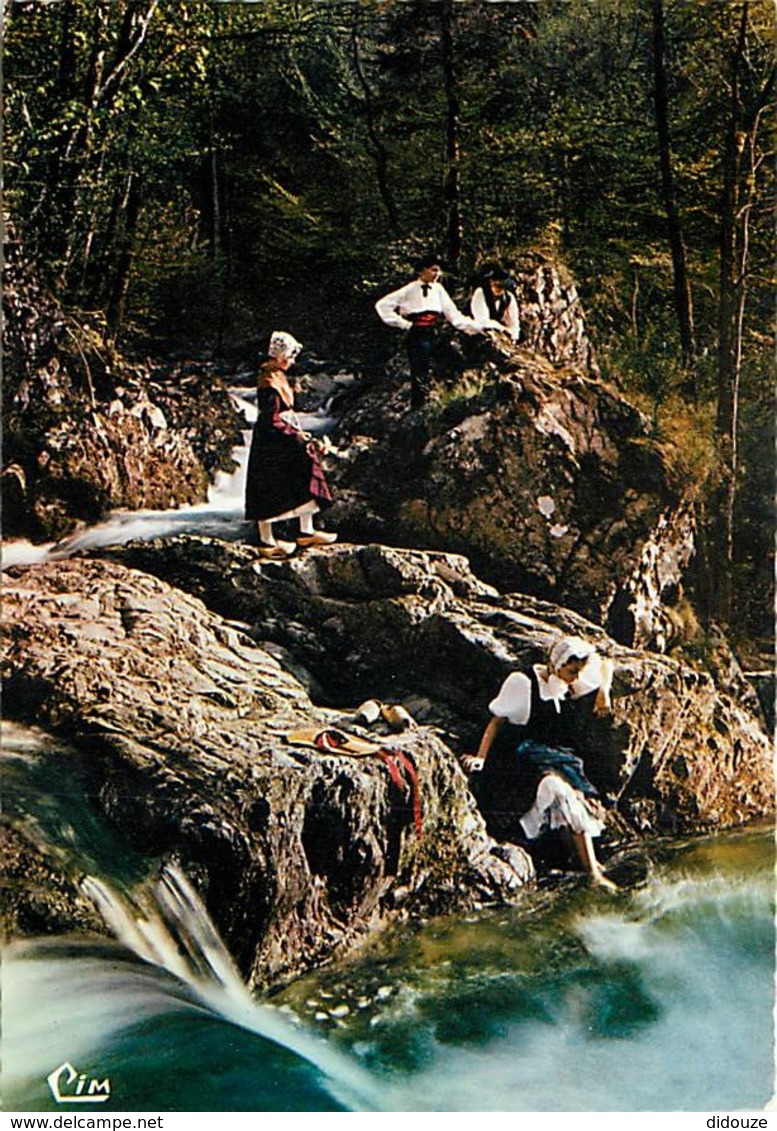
244;331;336;558
463;635;617;889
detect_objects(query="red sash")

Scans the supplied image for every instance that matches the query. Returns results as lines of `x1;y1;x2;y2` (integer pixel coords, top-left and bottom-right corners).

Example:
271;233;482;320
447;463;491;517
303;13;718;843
408;311;442;328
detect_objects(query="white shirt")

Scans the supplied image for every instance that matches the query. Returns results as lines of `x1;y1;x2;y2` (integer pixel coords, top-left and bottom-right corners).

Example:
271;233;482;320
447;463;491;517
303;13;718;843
489;653;605;725
470;287;520;340
375;279;482;335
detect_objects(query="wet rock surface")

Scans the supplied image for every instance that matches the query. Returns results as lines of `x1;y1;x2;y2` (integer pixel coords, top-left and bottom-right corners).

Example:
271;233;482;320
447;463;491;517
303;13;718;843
0;821;108;939
1;556;531;988
2;248;772;987
2;237;242;541
327;348;693;651
100;537;774;840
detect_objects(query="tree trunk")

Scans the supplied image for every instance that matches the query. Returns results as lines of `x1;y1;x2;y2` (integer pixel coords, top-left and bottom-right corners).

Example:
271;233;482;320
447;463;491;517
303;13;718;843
106;173;143;335
77;143;117;302
57;0;78;97
351;16;400;232
211;147;229;354
56;4;111;282
96;131;135;300
210;147;222;259
60;1;159;289
651;0;696;378
440;0;462;272
713;3;749;625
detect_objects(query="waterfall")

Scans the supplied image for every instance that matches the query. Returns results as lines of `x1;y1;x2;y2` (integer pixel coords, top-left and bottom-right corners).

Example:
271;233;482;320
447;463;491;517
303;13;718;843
78;865;382;1112
1;379;338;568
80;868;245;993
4;729;773;1112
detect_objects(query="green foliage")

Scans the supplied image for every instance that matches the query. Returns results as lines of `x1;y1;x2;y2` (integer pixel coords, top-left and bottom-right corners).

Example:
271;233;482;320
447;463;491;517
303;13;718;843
432;367;495;420
3;0;773;642
6;0;772;361
731;394;776;642
647;398;718;497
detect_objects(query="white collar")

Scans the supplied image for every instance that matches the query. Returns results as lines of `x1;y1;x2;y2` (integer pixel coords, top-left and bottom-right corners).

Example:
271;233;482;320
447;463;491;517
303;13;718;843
532;664;569;713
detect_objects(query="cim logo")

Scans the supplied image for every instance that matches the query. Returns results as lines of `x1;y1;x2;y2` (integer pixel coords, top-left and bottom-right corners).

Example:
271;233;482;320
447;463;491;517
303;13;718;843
47;1062;111;1104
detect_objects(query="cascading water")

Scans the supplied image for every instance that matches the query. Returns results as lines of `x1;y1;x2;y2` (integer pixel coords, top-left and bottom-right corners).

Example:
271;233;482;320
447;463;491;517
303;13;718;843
270;832;775;1113
2;725;380;1113
3;937;376;1113
0;379;338;567
2;371;773;1112
76;868;381;1110
2;715;774;1111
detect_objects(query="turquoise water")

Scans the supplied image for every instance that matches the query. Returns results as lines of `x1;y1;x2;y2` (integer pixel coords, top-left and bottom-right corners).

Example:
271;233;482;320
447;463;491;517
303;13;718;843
2;726;774;1112
276;830;774;1111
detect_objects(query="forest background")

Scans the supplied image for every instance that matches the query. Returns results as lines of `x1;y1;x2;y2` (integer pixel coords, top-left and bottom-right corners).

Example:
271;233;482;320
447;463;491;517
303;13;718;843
3;0;774;659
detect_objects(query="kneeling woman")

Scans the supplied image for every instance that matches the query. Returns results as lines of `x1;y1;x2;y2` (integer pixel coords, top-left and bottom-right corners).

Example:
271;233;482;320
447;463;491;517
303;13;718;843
466;635;617;889
245;331;337;558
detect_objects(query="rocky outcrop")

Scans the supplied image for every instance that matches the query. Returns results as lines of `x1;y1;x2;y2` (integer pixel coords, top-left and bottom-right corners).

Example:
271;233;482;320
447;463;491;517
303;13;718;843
3;234;770;988
1;556;530;988
4;234;694;657
510;253;599;375
0;821;108;939
2;233;243;541
100;537;774;838
328;348;693;650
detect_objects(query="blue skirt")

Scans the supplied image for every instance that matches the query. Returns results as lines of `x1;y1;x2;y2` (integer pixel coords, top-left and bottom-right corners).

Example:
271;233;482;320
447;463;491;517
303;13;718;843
515;740;599;799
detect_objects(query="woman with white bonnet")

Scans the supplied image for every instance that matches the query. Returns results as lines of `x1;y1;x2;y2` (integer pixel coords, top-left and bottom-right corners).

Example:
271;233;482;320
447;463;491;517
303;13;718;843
244;330;337;558
463;635;617;890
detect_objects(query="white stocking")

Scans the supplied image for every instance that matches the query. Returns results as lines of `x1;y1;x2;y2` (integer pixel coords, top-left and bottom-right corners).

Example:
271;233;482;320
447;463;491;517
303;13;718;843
299;508;319;535
258;521;275;545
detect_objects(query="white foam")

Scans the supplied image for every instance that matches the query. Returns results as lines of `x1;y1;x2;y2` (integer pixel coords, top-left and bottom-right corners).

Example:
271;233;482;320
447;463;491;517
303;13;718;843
1;380;343;569
78;866;382;1111
2;539;56;567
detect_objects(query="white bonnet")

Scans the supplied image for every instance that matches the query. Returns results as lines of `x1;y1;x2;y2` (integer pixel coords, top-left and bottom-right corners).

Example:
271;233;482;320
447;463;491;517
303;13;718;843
548;635;594;672
267;331;303;360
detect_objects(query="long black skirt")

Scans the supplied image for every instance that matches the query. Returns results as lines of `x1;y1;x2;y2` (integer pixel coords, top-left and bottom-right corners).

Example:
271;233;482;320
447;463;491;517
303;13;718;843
244;430;333;522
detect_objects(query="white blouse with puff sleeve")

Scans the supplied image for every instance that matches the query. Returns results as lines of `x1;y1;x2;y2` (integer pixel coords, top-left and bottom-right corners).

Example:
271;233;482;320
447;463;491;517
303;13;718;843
489;653;605;725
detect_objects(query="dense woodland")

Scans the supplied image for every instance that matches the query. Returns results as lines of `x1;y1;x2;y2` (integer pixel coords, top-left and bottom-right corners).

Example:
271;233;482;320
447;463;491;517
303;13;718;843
3;0;774;651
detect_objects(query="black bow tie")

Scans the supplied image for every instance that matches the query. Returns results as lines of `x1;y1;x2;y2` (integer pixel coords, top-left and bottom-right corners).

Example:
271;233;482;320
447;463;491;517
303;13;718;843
421;283;430;296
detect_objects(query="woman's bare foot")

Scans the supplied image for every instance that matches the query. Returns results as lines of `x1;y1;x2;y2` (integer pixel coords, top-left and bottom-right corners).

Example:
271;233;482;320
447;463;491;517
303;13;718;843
459;754;484;776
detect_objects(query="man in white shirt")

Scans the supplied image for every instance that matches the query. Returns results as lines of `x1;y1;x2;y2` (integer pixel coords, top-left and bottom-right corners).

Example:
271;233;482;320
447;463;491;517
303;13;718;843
470;265;520;341
375;255;483;407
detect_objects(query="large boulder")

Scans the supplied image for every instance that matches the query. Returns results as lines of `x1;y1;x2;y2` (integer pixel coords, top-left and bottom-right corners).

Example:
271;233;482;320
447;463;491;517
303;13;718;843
100;537;773;839
1;556;530;988
327;349;694;651
2;233;242;541
508;252;600;375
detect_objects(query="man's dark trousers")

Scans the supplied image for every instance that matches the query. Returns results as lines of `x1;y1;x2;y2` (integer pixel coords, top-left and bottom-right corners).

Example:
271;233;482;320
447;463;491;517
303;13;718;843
406;326;438;407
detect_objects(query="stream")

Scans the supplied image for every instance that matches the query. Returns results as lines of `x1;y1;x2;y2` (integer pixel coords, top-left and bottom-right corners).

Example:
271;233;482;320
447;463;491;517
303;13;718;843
3;723;773;1111
2;379;773;1112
